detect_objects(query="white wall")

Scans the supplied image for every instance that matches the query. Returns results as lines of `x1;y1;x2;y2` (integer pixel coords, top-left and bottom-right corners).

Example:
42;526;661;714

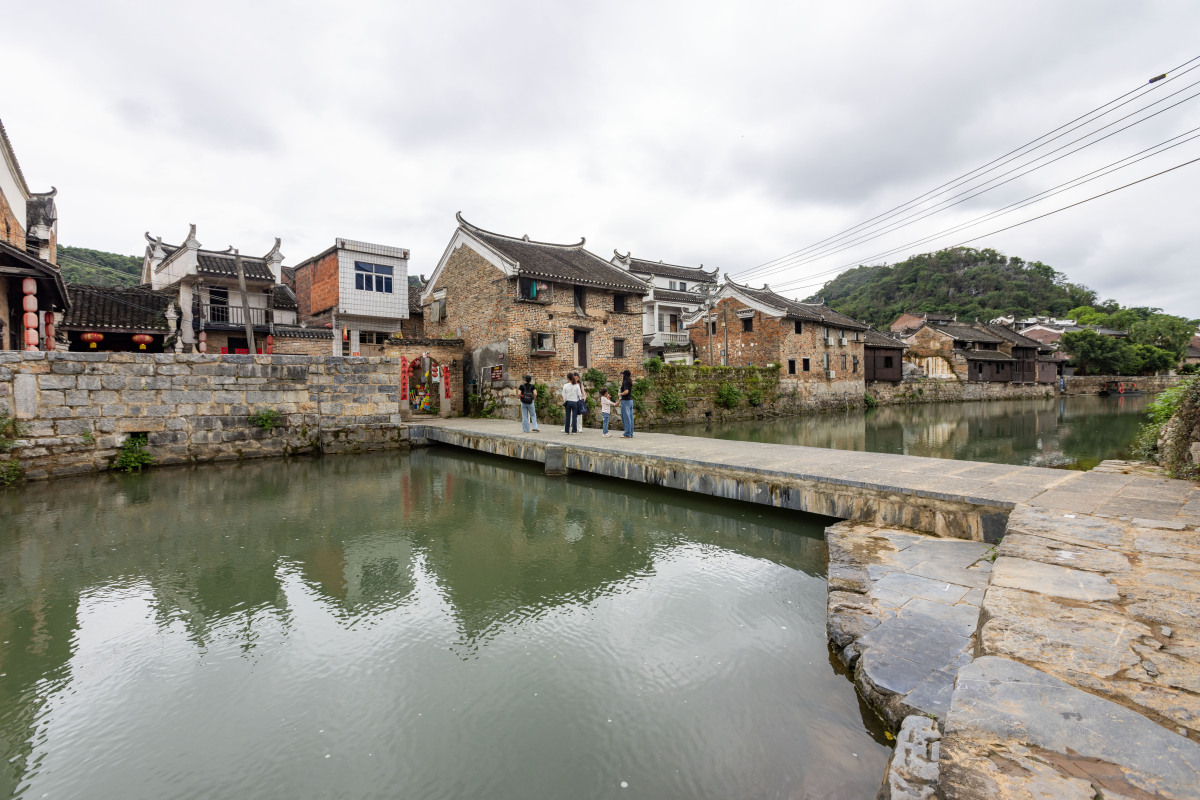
0;147;27;233
337;239;410;320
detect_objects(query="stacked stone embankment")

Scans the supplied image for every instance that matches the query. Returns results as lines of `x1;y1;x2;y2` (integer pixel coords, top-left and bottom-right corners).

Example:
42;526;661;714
0;352;410;479
1063;373;1185;395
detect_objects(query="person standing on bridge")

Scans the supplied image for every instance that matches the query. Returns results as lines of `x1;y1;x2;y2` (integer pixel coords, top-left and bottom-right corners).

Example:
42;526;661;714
518;374;540;433
562;372;583;434
619;369;634;438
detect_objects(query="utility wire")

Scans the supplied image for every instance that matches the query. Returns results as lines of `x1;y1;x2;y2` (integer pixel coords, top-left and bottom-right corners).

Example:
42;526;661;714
736;82;1200;284
755;125;1200;291
734;53;1200;279
769;154;1200;294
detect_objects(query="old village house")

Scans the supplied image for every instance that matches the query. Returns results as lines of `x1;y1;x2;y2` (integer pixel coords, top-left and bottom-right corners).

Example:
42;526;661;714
610;252;718;364
687;280;870;400
0;118;69;351
422;213;648;415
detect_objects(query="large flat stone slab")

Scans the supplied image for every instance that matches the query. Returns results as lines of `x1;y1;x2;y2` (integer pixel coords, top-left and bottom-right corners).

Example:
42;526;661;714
940;657;1200;800
990;556;1119;602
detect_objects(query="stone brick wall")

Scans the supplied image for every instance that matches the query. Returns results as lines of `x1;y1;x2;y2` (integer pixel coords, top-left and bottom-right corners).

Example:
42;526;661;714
0;352;409;480
424;242;644;409
867;377;1055;404
1063;374;1185;395
273;334;334;357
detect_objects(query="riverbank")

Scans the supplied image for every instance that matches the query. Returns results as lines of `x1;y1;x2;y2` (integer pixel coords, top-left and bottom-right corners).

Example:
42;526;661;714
828;470;1200;798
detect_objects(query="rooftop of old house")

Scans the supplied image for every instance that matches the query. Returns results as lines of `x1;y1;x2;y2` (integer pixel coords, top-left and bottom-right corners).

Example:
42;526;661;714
457;214;650;294
62;284;175;331
726;280;870;331
915;320;1005;344
623;256;719;283
976;322;1045;349
862;329;908;349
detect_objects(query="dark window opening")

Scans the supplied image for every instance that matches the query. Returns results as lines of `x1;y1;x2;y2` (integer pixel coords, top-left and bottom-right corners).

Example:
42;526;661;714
884;355;894;368
614;294;627;312
840;355;847;370
794;320;802;334
741;316;753;333
574;286;586;314
802;357;810;372
614;338;625;358
709;321;717;335
788;359;796;375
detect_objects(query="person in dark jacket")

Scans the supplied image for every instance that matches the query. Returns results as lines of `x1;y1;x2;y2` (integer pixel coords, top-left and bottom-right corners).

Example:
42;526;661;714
618;369;634;438
518;374;539;432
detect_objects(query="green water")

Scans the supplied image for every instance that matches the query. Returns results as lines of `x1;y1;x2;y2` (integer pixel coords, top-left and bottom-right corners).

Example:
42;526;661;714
0;450;888;800
675;395;1151;469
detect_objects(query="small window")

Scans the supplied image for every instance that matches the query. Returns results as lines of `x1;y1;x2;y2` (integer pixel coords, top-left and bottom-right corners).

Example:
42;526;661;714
840;354;847;370
788;359;796;375
802;357;810;372
614;338;625;358
884;356;894;368
823;325;830;338
355;262;394;293
361;331;392;345
854;331;860;341
741;316;753;333
574;286;586;314
824;353;830;369
678;282;686;292
614;294;627;312
669;281;677;291
709;321;717;335
531;331;555;354
852;355;859;373
794;320;802;334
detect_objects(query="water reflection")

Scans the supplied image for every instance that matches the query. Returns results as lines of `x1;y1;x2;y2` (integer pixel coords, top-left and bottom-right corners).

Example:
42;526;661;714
0;450;883;800
677;395;1149;468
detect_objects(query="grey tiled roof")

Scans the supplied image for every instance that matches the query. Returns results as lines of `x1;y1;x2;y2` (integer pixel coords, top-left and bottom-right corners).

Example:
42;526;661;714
274;325;333;340
196;252;275;281
627;258;718;283
978;323;1043;348
730;281;869;330
961;349;1015;362
62;284;174;331
460;217;650;294
273;284;298;310
653;287;706;304
926;321;1004;344
862;329;907;349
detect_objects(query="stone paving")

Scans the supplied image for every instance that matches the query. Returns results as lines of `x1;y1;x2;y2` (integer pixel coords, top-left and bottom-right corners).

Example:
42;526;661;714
826;522;993;729
420;418;1200;533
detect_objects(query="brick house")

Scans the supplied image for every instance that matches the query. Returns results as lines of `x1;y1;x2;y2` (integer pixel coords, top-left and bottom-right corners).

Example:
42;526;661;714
285;238;415;356
899;317;1014;382
610;252;718;364
862;329;907;382
422;213;649;412
977;323;1047;383
141;225;297;354
1;118;69;352
687;280;868;397
889;311;954;335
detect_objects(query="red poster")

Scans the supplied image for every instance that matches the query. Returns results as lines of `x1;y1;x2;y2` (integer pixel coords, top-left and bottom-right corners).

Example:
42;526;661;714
442;365;452;400
400;356;409;401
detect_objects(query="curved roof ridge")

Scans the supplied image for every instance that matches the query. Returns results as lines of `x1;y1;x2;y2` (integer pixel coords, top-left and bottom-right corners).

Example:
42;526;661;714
456;211;585;249
628;255;718;274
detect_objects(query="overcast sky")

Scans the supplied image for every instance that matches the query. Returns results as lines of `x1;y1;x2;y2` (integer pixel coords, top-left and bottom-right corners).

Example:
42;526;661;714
3;1;1198;317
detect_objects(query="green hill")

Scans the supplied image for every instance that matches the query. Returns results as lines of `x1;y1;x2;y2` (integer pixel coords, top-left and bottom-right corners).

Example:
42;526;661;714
803;247;1099;330
56;245;142;287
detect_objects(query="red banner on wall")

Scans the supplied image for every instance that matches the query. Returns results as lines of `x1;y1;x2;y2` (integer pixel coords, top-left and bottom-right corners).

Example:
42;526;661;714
441;365;452;400
400;357;409;402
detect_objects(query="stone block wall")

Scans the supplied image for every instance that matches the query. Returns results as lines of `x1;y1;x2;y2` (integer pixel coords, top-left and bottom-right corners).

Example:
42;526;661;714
1063;374;1185;395
867;376;1055;404
0;352;409;480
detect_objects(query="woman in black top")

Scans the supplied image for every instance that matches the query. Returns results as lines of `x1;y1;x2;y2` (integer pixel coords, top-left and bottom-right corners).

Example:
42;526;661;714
618;369;634;438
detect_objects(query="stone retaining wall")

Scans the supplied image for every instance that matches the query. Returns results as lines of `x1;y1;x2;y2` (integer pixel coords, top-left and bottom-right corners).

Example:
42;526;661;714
1063;373;1184;395
0;352;409;480
867;377;1055;405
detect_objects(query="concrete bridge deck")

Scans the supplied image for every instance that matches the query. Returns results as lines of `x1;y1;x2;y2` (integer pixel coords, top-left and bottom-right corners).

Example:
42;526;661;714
414;418;1200;540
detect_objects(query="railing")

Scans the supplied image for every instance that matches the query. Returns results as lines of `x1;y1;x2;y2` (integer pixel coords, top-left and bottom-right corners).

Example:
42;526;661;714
199;304;272;326
652;331;691;346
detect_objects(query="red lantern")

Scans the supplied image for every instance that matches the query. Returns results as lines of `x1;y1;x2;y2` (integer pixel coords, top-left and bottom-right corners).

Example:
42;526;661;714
80;332;104;349
45;336;55;351
21;277;36;295
22;295;37;313
132;334;153;350
23;312;39;330
266;334;274;355
197;330;207;354
25;329;39;346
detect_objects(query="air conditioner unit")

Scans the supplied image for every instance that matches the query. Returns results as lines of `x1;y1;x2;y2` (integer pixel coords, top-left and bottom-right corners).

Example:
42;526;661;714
825;337;836;346
826;370;836;379
838;337;848;346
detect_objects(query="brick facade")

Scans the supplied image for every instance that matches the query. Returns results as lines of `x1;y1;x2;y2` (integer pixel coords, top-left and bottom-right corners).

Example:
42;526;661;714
290;250;340;318
689;296;866;393
424;241;644;390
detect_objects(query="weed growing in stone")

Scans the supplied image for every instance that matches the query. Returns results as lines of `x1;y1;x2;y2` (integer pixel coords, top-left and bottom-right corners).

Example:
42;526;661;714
113;434;155;473
249;408;283;432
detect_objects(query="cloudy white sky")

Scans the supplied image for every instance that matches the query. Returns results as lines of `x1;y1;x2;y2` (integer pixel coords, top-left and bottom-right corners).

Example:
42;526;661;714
3;1;1198;316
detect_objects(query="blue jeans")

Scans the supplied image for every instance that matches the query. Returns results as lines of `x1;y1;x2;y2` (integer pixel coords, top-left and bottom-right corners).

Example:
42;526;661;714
521;402;539;432
620;399;634;437
564;402;577;433
574;399;586;432
602;412;610;434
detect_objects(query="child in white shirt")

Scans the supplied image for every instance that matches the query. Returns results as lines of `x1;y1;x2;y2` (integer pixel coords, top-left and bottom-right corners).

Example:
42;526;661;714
599;389;615;437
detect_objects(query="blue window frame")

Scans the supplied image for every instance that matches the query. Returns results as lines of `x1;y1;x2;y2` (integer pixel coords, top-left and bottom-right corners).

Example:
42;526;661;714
354;262;395;293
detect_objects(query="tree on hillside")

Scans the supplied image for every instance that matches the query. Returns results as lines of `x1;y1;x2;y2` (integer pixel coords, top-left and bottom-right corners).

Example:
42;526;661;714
1060;330;1130;375
1128;315;1196;359
56;245;142;287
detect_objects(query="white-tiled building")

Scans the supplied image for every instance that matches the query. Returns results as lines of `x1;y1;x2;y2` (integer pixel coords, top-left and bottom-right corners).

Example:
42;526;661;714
611;252;718;364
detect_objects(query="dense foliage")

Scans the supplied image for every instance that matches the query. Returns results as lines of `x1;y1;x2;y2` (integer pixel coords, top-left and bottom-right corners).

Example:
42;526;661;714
56;245;142;287
808;247;1098;329
1067;305;1196;360
1058;330;1177;376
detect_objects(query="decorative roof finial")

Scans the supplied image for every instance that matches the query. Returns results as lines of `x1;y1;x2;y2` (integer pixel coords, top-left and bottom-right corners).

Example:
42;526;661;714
183;223;200;249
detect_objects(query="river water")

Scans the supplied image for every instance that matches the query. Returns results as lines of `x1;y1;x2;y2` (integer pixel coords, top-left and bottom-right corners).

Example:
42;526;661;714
675;395;1150;469
0;449;889;800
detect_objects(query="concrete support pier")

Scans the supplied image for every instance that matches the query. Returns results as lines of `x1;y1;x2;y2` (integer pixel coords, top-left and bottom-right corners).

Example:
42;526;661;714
414;419;1200;538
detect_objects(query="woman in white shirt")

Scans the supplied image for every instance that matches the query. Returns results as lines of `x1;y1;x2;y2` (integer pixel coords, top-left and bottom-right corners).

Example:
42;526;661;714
561;373;583;434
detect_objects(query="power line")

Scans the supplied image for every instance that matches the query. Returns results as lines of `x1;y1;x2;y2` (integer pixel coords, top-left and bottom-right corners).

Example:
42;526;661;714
736;71;1200;282
769;154;1200;294
758;125;1200;291
734;53;1200;279
56;252;144;282
735;82;1200;284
